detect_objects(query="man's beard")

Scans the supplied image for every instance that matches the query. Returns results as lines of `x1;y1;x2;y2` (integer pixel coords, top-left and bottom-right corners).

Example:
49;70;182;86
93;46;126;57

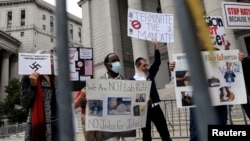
137;71;147;77
134;71;147;81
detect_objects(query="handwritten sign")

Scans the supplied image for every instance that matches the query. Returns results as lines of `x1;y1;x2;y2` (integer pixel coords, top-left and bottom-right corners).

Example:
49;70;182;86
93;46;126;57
204;16;227;50
172;50;247;108
85;79;151;132
127;8;174;43
18;53;51;75
221;2;250;29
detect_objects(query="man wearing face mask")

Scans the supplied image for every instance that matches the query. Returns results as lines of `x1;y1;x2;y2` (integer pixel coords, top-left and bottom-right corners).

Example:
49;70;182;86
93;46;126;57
100;53;136;141
131;40;172;141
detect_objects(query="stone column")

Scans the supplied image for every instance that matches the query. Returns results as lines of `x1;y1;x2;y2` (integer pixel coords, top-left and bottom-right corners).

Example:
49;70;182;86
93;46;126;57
78;0;92;47
10;54;18;79
0;52;10;101
100;0;125;75
160;0;184;83
127;0;149;63
204;0;237;49
160;0;184;60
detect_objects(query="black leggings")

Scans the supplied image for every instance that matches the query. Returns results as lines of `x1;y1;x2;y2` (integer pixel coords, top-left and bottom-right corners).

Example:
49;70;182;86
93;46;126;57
51;119;59;141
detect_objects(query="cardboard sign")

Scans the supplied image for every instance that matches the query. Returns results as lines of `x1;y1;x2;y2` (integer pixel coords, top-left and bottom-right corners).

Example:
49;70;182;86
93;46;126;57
173;50;247;108
85;79;152;132
127;8;174;43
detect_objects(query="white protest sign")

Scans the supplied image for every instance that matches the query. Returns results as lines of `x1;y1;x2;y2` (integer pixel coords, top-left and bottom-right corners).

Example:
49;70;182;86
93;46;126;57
18;53;51;75
85;79;151;132
127;8;174;43
80;48;93;59
172;50;247;108
204;16;227;50
221;2;250;29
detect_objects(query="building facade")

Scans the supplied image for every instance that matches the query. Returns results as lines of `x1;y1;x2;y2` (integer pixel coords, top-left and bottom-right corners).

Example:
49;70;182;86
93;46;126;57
78;0;171;87
0;0;83;101
78;0;250;93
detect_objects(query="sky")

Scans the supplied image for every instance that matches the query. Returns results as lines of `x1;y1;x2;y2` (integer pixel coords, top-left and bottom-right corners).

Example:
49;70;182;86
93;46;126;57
43;0;82;18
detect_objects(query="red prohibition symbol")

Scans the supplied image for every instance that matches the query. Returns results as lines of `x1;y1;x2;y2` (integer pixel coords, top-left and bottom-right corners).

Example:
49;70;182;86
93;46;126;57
131;20;141;29
77;61;83;67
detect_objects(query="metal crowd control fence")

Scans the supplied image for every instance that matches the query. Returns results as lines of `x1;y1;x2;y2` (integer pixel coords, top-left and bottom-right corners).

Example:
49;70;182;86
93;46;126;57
136;99;249;140
0;99;249;140
0;123;26;139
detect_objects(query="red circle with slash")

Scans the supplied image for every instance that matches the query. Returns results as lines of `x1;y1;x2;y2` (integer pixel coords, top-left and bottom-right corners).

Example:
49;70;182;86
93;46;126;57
77;61;83;67
131;20;141;29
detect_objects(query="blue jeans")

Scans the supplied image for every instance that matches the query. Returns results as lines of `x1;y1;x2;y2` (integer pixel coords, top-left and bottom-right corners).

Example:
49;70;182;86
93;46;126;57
189;105;228;141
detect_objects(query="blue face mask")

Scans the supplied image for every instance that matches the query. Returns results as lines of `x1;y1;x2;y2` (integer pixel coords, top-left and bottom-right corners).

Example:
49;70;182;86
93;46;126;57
111;61;121;73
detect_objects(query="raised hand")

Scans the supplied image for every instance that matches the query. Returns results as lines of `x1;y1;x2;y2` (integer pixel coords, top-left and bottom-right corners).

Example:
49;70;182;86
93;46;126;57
29;71;39;86
151;39;159;50
169;61;176;71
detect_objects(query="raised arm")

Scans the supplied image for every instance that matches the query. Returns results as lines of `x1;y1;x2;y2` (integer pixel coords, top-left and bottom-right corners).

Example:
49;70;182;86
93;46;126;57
73;87;87;109
20;74;38;109
148;40;161;77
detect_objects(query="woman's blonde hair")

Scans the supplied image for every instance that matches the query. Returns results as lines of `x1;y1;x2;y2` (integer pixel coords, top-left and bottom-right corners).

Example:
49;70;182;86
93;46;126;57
35;49;51;54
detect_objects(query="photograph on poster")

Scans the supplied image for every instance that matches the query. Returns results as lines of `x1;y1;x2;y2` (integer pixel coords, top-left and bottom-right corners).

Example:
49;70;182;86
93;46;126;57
135;93;146;102
133;104;146;116
107;97;131;115
207;76;221;87
181;91;194;106
219;86;235;102
224;61;236;88
88;100;103;116
175;70;190;87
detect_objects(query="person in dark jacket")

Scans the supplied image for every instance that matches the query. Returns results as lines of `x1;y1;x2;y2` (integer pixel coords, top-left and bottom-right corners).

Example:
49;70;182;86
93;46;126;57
131;40;172;141
20;50;58;141
99;53;136;141
241;56;250;119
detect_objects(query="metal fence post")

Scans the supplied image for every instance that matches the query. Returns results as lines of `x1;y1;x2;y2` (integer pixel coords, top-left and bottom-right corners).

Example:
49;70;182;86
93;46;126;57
55;0;74;141
173;1;219;141
15;123;18;135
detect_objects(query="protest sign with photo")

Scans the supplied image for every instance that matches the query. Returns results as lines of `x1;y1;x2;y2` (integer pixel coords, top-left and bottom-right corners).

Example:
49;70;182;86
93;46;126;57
53;47;93;91
85;79;151;132
18;53;51;75
127;8;174;43
172;50;247;108
19;47;93;91
221;2;250;29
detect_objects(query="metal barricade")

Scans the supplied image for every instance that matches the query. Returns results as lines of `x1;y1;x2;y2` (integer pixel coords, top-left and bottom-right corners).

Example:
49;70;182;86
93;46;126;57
0;100;249;141
0;123;26;139
136;99;250;140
